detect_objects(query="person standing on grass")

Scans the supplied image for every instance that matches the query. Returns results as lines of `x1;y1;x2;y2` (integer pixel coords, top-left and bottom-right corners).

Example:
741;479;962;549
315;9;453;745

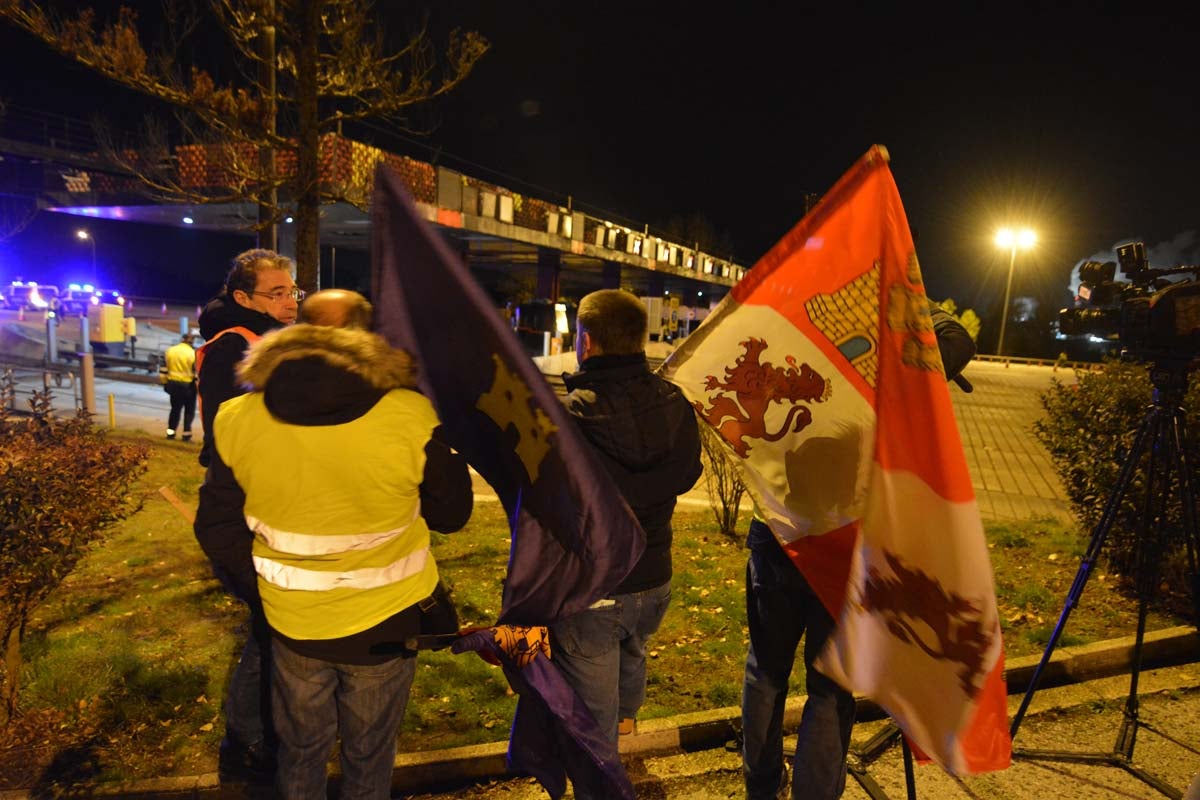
551;288;703;800
194;289;472;800
162;332;197;441
741;302;975;800
193;248;300;781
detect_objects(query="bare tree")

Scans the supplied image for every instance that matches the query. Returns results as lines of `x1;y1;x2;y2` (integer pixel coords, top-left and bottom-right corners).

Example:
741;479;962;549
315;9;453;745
0;1;488;289
699;423;746;537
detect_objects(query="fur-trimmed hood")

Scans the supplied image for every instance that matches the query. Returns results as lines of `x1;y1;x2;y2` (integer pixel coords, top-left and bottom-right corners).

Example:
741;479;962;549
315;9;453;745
235;324;419;425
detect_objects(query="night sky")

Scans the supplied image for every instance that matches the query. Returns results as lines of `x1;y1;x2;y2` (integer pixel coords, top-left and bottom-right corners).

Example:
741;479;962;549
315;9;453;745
2;2;1197;331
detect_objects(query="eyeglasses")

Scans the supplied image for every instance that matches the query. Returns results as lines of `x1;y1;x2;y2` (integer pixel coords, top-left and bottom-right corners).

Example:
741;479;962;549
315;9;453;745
251;288;306;302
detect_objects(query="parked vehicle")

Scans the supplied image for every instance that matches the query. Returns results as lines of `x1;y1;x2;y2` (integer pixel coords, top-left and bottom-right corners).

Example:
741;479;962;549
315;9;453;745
57;284;126;315
3;281;60;311
58;284;96;315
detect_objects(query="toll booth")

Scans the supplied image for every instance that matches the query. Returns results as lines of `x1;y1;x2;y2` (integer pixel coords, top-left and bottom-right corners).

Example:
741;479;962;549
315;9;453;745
87;303;126;354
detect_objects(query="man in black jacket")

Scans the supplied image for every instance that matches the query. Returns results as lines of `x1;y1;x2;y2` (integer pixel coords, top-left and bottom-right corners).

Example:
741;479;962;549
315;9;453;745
194;248;299;781
552;289;703;800
197;249;301;469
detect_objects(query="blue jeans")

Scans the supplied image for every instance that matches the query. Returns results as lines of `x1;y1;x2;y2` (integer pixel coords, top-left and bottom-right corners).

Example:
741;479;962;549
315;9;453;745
551;581;672;799
271;640;416;800
742;519;856;800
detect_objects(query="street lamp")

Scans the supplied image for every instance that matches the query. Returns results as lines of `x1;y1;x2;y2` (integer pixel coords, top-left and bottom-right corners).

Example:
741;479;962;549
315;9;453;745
994;227;1036;356
76;229;97;285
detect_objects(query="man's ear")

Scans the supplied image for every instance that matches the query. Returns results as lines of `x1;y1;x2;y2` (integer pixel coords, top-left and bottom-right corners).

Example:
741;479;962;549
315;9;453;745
230;289;252;309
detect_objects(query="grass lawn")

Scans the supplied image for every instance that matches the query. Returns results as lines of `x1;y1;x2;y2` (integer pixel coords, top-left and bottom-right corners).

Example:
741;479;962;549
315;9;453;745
0;432;1188;789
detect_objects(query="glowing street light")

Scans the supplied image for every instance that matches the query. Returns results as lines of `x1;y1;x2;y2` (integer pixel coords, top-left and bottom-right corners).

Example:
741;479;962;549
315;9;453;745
76;229;97;285
994;227;1036;356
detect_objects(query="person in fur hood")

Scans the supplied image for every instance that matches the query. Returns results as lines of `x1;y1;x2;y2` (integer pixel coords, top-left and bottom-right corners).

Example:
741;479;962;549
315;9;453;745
194;289;472;800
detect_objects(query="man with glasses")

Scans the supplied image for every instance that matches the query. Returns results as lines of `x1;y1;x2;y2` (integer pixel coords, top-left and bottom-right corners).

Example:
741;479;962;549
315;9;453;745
195;247;301;783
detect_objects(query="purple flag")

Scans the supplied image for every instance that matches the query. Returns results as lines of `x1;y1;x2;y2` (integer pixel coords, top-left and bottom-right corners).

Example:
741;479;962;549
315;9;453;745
369;163;645;623
452;626;635;800
370;164;642;797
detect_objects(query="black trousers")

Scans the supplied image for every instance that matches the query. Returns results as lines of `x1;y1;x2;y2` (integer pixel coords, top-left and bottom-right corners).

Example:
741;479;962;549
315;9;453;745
165;380;197;433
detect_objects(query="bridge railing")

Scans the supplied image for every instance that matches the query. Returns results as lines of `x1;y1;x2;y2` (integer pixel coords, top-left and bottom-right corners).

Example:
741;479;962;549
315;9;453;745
0;103;103;153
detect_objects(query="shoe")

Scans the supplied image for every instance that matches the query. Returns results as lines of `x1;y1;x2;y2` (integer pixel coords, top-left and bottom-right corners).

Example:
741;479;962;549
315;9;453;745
218;736;276;783
181;432;192;442
166;429;176;440
618;717;636;736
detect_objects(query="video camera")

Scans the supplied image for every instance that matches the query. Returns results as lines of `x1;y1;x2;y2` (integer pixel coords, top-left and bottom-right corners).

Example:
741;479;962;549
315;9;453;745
1058;241;1200;358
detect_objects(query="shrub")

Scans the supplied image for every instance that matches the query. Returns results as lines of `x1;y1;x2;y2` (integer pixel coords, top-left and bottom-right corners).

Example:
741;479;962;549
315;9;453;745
1034;357;1199;615
0;391;149;726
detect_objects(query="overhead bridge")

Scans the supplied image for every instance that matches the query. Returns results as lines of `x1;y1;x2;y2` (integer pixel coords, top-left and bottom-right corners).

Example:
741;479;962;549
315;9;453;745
1;104;748;303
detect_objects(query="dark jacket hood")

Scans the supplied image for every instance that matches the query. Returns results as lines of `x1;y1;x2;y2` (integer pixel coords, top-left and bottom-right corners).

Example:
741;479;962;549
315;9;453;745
236;324;418;424
198;294;284;340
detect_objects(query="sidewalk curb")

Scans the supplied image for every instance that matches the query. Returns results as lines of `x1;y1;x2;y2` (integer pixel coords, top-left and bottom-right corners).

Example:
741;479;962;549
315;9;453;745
3;627;1195;800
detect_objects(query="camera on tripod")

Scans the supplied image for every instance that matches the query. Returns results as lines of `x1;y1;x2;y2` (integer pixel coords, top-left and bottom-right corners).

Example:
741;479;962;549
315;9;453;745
1058;241;1200;356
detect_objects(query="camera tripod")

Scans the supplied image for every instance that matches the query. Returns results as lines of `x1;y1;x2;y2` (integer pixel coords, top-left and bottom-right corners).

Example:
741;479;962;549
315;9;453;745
1009;357;1200;798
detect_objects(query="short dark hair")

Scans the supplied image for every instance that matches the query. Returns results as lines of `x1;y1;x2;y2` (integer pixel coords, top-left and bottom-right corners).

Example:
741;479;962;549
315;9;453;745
577;289;647;355
224;249;295;295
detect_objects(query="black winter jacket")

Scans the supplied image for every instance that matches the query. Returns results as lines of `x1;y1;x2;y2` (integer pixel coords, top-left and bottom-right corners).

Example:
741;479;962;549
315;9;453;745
929;303;976;382
196;294;287;468
563;353;703;594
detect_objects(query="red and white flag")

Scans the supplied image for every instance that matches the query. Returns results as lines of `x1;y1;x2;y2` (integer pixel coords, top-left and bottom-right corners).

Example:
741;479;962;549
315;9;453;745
660;145;1010;774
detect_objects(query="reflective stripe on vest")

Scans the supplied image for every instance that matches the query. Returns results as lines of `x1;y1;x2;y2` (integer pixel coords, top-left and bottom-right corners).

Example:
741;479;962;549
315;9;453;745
245;505;420;556
253;546;429;591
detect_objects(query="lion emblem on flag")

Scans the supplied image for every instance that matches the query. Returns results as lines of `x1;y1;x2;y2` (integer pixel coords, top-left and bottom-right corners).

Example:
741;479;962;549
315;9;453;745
694;337;831;458
863;551;993;697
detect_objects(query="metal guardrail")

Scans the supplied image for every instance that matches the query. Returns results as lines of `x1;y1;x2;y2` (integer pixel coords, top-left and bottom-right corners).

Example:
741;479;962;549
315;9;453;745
60;349;162;375
971;354;1104;373
1;363;82;417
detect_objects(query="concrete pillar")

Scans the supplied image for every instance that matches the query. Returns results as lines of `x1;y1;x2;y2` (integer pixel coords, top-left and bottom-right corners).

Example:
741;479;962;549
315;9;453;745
536;247;561;301
602;261;621;289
